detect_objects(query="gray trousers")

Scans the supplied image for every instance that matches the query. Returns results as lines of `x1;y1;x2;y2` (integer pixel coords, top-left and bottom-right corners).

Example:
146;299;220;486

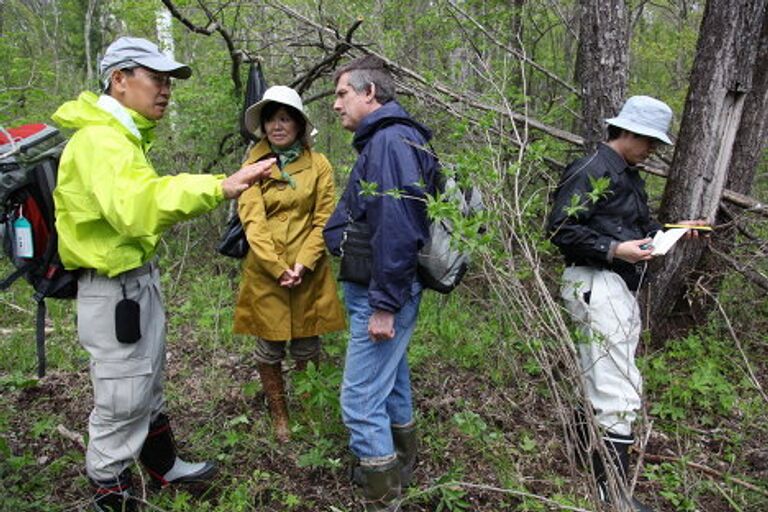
77;262;166;481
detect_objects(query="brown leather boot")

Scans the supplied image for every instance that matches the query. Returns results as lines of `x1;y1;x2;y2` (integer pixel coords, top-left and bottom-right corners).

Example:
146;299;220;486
257;362;291;443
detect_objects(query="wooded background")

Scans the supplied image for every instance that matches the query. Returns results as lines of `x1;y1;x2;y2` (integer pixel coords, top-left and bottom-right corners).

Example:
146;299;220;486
1;1;767;511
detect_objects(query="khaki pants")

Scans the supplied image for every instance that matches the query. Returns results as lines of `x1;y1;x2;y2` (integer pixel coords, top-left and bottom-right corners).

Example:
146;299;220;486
77;262;166;481
561;266;642;437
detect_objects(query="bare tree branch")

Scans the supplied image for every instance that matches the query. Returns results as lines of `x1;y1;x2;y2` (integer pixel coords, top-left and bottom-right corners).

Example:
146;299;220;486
709;246;768;292
446;0;580;96
290;18;363;94
163;1;766;220
161;0;243;94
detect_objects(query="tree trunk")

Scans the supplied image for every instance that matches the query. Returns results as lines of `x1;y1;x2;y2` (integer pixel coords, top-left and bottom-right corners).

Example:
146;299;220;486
156;7;177;127
684;10;768;323
576;0;629;152
726;11;768;196
508;0;526;51
84;0;97;85
649;0;767;341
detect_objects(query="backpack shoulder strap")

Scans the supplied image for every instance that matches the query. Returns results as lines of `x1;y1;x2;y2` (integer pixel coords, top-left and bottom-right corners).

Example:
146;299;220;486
0;259;36;291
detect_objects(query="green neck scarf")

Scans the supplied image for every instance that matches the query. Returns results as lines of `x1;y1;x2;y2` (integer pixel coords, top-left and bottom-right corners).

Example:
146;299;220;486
270;141;302;189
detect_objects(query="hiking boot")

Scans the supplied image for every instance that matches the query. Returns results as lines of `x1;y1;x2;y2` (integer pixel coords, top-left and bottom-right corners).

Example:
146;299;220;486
593;433;654;512
257;362;291;443
139;413;217;488
359;456;401;511
392;422;417;487
571;406;593;469
91;468;137;512
597;480;654;512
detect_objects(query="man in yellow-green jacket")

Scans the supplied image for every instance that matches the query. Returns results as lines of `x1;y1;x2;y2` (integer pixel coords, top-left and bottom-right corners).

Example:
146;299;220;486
52;37;274;512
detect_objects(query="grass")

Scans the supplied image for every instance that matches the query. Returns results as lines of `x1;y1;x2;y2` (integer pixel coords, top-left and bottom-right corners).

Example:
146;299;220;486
1;219;768;511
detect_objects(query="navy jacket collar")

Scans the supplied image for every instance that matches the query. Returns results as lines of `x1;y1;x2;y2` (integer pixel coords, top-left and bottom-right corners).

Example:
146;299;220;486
352;100;432;153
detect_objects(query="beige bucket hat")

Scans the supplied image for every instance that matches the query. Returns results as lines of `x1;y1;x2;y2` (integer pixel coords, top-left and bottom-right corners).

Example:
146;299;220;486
244;85;314;142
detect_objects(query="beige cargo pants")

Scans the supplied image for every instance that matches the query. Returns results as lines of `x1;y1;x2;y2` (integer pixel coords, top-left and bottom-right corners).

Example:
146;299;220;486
561;266;643;437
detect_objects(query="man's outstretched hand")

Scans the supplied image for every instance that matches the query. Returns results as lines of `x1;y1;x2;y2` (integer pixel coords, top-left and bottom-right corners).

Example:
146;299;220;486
222;158;276;199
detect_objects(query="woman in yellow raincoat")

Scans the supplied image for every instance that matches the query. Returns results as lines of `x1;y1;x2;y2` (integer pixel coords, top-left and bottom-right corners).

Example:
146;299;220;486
234;86;345;442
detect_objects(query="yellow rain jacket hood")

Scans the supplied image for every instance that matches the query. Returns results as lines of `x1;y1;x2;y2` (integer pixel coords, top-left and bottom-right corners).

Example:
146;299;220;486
53;91;225;276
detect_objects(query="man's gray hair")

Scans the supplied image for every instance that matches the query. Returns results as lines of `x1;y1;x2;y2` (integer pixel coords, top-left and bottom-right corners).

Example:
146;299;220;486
333;55;395;104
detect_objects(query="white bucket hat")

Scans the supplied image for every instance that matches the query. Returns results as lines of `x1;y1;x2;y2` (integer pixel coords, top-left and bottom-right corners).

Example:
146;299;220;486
605;95;673;145
244;85;314;142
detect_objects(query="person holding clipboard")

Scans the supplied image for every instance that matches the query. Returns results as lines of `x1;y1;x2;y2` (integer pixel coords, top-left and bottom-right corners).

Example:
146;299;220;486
547;95;708;511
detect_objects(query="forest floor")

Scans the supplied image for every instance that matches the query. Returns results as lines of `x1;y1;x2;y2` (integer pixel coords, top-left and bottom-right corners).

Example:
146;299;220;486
2;254;768;512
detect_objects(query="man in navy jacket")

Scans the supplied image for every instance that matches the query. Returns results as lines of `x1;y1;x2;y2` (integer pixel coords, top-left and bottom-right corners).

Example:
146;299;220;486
324;55;438;511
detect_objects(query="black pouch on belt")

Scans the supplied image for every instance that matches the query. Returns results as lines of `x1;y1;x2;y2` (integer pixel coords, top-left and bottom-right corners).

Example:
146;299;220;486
339;220;372;285
115;278;141;344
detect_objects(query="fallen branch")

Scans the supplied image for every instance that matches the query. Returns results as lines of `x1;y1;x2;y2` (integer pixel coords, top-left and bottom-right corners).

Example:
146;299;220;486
709;246;768;292
267;0;584;148
0;327;53;336
0;298;32;315
644;453;768;498
404;481;594;512
640;163;768;217
56;424;85;451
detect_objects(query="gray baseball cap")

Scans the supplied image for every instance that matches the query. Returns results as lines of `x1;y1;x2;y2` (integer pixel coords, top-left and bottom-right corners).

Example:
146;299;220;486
605;95;673;145
100;36;192;88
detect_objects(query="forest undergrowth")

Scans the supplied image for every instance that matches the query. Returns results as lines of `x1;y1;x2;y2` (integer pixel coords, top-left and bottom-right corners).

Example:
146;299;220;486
1;204;767;511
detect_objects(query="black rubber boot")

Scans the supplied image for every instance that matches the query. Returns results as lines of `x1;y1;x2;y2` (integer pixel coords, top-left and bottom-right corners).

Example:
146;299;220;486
360;457;401;512
571;406;592;469
139;413;217;487
593;433;654;512
91;468;137;512
392;422;417;487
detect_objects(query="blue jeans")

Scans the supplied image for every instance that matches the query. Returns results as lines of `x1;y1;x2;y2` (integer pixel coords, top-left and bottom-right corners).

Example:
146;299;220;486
341;281;422;462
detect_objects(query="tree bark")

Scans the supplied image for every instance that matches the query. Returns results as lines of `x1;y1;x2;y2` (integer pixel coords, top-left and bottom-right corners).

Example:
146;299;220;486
685;11;768;326
84;0;97;85
576;0;629;152
649;0;767;341
726;10;768;197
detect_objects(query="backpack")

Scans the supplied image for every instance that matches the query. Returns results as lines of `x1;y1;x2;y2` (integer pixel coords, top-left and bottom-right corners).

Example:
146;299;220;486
417;172;484;294
0;123;78;377
217;61;269;259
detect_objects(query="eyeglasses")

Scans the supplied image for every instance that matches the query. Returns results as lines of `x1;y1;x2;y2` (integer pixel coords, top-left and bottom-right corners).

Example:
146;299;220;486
132;67;173;88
